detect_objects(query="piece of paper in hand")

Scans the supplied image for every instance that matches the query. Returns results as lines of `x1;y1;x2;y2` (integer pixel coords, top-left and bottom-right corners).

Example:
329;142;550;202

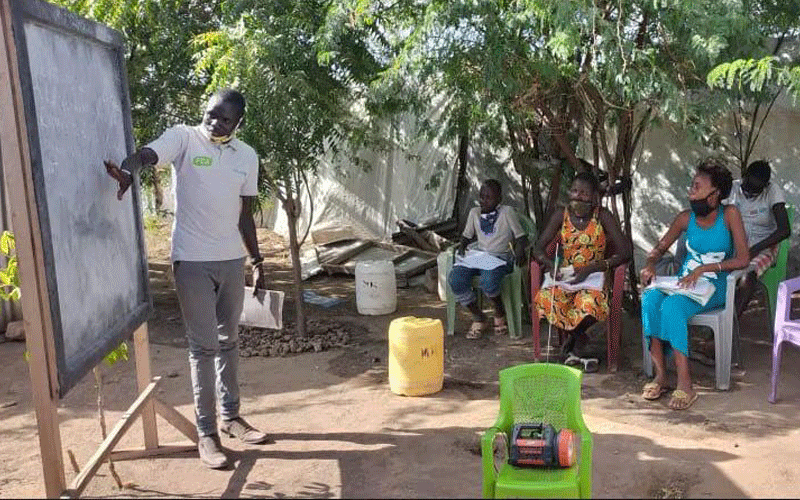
454;249;508;270
241;287;284;329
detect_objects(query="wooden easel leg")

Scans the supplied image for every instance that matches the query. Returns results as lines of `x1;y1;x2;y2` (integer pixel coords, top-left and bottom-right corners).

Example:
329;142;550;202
66;377;162;498
28;335;66;497
133;323;158;450
0;0;65;495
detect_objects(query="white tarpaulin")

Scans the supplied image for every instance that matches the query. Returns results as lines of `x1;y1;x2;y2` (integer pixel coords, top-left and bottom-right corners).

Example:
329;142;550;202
265;103;459;242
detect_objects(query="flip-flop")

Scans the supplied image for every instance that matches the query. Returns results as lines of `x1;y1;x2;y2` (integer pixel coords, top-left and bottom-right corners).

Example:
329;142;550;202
641;381;669;401
466;321;485;339
668;389;699;410
564;352;582;367
580;357;599;373
493;317;508;336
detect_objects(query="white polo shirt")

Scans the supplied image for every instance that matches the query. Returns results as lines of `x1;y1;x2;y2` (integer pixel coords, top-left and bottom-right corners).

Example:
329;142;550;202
146;125;259;262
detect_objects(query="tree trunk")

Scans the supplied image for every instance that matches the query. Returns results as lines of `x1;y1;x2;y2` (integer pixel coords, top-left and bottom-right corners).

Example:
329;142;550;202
452;134;469;228
284;190;307;338
543;159;563;223
152;169;164;211
530;170;544;232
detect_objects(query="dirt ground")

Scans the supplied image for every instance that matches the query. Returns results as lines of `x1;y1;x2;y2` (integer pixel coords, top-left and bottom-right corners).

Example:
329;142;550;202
2;226;800;498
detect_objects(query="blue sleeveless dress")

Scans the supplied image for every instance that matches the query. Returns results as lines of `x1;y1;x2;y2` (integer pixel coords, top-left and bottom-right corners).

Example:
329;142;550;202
641;208;733;356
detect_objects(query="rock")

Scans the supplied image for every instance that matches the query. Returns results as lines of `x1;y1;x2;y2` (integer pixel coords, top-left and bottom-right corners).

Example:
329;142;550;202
5;320;24;341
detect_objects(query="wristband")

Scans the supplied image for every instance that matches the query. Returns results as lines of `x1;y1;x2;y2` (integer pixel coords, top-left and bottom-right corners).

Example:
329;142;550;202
717;262;722;272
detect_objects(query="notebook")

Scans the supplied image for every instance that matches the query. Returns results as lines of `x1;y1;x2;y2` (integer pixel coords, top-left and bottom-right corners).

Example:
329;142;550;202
541;266;605;292
645;276;716;306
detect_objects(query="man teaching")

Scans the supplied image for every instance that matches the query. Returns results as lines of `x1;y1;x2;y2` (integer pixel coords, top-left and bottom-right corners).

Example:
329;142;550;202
104;88;270;469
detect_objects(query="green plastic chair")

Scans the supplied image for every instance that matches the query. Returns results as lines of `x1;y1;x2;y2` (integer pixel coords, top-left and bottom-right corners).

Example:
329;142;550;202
760;204;793;322
481;363;593;498
443;214;536;339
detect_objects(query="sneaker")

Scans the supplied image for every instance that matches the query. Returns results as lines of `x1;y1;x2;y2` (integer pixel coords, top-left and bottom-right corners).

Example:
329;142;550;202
220;417;272;445
198;434;230;469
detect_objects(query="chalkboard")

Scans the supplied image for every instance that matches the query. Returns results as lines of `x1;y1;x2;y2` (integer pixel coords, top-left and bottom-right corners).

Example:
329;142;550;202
10;0;150;397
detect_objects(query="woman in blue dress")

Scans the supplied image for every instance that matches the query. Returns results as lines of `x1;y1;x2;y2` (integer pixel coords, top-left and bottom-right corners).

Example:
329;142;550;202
640;159;749;410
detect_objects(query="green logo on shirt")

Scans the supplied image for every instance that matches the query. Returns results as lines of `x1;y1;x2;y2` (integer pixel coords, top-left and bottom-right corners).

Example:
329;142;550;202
192;156;213;168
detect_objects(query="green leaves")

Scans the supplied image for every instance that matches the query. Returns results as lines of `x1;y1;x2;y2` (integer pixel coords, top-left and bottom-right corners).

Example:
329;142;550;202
0;231;19;303
707;56;799;96
103;342;129;366
0;231;14;257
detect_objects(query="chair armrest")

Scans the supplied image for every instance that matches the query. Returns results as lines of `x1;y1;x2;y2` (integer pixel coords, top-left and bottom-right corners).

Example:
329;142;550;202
722;269;746;313
612;261;627;296
530;259;543;296
481;426;506;498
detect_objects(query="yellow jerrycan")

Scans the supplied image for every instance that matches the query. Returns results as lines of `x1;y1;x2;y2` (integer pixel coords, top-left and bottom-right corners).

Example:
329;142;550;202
388;316;444;396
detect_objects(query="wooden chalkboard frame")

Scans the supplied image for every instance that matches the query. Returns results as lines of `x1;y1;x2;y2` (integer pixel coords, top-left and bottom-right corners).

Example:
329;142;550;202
10;0;151;397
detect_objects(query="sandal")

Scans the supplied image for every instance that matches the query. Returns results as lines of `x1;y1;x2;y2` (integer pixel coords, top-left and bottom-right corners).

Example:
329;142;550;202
641;381;669;401
493;317;508;336
668;389;698;410
467;321;485;339
580;357;599;373
564;352;582;367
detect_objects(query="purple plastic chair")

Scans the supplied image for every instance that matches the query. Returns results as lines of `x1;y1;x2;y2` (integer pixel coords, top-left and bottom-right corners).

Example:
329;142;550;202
769;276;800;404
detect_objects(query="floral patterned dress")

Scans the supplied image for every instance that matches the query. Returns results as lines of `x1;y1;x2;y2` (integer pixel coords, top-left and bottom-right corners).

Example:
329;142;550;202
534;207;609;331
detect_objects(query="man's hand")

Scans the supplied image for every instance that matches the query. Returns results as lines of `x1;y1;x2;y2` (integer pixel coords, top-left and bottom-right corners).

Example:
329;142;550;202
104;160;132;200
253;263;268;296
457;242;468;256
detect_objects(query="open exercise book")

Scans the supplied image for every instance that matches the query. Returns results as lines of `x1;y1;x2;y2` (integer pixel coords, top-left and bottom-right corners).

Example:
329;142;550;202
541;266;605;292
454;249;508;270
644;276;716;306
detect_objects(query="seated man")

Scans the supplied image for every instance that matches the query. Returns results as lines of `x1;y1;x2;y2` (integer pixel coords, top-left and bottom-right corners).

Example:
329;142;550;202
725;160;791;317
448;179;527;339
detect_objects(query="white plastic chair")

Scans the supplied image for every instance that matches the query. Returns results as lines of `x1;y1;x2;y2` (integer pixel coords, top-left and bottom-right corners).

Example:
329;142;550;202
643;269;744;390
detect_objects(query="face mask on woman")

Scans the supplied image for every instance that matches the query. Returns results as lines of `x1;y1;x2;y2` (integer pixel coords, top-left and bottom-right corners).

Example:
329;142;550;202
569;200;594;218
689;191;717;217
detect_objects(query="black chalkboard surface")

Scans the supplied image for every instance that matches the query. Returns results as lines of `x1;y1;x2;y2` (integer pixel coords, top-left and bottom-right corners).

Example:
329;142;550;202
11;0;150;397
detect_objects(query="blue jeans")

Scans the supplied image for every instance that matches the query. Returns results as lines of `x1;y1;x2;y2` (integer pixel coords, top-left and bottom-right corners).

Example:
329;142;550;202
448;259;513;306
173;258;244;437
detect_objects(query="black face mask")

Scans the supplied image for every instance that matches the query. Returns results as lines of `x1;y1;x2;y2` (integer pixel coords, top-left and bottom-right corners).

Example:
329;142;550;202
690;191;717;217
741;182;765;199
569;200;594;218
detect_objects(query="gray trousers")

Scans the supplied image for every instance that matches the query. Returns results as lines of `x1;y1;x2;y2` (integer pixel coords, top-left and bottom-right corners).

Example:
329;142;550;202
173;258;244;436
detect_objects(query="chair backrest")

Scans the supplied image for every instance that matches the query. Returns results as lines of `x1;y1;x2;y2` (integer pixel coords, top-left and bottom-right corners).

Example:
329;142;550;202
776;275;800;326
497;363;585;432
